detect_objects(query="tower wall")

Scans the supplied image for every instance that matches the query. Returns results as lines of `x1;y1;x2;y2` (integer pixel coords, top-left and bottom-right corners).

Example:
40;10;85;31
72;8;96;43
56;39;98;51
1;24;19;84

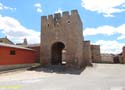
91;45;101;63
40;10;85;67
83;41;92;65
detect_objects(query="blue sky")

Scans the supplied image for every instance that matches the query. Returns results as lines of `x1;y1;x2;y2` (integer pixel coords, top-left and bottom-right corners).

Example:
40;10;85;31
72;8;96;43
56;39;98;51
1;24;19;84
0;0;125;54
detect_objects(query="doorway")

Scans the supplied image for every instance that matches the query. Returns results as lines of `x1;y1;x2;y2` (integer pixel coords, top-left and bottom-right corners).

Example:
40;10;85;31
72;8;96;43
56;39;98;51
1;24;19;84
51;42;65;65
114;56;120;63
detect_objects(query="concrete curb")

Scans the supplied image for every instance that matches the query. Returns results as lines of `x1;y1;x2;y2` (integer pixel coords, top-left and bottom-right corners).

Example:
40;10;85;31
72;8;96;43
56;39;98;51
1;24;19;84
0;63;40;74
0;67;28;74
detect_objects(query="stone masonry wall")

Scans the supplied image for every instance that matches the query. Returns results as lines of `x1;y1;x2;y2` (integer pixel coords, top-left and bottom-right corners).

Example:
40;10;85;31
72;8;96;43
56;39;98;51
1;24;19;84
91;45;101;63
83;41;92;65
40;10;85;68
122;46;125;64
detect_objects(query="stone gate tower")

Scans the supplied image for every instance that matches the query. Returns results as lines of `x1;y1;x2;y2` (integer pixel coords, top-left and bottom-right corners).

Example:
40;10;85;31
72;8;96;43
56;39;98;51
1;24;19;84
40;10;86;68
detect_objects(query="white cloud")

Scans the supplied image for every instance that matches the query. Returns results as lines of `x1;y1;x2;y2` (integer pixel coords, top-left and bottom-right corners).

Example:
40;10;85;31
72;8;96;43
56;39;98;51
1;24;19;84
83;25;116;36
34;3;42;13
84;24;125;54
0;3;16;11
0;15;40;44
116;24;125;40
93;40;124;54
81;0;125;17
55;8;63;14
83;24;125;40
123;4;125;7
34;3;41;7
36;8;42;13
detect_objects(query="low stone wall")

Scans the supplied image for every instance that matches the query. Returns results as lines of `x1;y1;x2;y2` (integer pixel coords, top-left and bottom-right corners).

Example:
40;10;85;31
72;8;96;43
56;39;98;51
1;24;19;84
0;63;40;71
101;54;114;63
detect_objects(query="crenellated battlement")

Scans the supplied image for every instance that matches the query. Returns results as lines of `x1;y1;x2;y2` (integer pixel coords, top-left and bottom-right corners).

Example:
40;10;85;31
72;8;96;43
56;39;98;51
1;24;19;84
54;13;61;19
71;10;78;16
62;11;69;17
41;9;79;27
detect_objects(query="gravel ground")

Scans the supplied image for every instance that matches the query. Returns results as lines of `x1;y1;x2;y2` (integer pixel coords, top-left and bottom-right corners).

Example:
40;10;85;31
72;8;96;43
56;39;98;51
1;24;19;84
0;63;125;90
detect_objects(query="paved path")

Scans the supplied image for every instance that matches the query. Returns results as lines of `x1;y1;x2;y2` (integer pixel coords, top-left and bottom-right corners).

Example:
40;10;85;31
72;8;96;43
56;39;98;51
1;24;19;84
0;64;125;90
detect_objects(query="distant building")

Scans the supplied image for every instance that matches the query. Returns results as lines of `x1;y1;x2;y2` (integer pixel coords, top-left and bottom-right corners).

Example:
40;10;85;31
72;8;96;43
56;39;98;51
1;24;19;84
101;54;114;63
0;36;14;44
16;38;28;47
0;43;36;65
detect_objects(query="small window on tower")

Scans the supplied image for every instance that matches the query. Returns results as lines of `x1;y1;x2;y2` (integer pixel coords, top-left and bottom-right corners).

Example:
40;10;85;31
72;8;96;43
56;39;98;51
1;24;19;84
67;20;71;24
10;50;16;55
48;24;49;27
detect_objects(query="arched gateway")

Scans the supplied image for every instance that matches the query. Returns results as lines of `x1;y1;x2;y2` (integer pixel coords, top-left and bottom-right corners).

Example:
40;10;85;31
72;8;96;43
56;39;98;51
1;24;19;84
51;42;65;65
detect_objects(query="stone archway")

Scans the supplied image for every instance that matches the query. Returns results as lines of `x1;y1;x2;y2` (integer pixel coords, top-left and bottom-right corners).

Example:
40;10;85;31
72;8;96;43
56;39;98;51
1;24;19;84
114;56;120;63
51;42;65;65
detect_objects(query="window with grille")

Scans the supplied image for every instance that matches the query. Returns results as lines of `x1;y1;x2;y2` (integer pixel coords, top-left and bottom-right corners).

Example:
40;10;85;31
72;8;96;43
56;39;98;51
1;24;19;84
10;50;16;55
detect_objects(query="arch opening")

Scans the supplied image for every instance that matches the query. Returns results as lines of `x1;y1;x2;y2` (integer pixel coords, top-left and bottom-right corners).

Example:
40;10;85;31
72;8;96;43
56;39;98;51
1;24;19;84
51;42;66;65
114;56;120;63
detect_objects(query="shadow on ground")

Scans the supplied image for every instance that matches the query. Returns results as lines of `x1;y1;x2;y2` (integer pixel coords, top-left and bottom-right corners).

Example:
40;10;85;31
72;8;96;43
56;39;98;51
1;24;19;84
28;65;87;75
